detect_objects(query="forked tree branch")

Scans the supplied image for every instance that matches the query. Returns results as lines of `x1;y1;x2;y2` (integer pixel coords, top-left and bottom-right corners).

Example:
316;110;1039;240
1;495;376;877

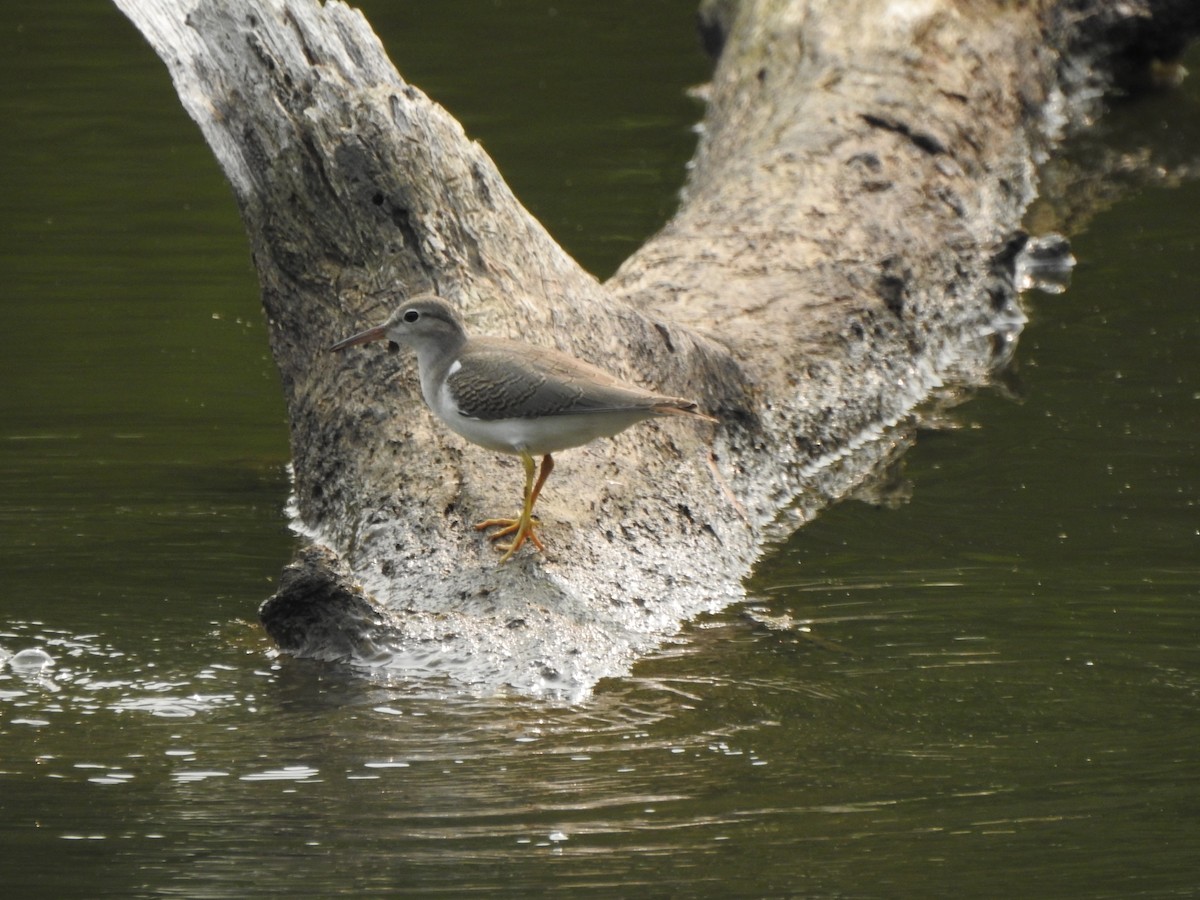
113;0;1199;697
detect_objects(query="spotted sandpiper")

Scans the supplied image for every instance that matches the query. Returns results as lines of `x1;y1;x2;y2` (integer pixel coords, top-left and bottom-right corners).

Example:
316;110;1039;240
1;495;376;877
331;294;715;562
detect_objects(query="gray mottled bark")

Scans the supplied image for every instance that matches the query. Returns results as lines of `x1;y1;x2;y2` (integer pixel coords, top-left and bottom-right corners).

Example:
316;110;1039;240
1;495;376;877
113;0;1198;698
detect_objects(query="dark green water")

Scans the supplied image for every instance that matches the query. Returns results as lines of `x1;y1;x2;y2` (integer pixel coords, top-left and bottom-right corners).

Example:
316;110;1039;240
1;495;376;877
2;3;1197;897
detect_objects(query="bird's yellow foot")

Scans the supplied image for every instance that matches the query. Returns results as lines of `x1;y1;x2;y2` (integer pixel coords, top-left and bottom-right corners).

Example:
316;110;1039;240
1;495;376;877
474;515;545;561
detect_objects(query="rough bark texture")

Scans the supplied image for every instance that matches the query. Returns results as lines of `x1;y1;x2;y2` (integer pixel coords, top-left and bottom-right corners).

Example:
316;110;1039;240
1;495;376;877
113;0;1199;698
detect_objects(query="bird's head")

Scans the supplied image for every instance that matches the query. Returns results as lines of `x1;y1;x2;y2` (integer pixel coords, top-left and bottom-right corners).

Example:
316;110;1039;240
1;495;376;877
330;294;466;355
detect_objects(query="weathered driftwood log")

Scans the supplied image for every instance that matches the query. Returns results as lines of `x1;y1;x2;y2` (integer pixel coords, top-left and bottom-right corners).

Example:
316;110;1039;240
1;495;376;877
114;0;1198;698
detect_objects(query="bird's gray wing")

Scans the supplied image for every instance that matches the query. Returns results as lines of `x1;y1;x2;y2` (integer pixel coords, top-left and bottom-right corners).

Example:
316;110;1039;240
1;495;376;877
446;339;668;421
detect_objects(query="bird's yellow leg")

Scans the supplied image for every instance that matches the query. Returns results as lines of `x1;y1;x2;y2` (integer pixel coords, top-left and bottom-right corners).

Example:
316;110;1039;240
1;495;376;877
474;453;555;561
528;453;554;509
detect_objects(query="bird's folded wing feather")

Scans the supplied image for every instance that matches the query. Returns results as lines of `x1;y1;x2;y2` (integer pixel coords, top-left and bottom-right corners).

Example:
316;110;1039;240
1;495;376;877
446;339;673;421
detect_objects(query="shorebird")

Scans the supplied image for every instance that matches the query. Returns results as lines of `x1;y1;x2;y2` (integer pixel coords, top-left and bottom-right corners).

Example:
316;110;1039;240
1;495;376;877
331;294;714;562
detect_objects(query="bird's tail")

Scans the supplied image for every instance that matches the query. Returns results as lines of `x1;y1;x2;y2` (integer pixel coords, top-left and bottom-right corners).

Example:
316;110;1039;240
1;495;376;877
651;400;719;423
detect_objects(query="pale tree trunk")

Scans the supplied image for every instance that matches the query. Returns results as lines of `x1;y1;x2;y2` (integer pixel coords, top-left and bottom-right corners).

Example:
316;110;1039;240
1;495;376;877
113;0;1199;698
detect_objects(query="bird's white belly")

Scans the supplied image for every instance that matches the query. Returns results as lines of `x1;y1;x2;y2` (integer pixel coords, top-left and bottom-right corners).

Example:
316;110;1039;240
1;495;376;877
435;386;649;455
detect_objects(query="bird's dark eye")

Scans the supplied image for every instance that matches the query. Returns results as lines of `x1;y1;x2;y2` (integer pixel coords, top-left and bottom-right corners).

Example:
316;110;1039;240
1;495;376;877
403;309;419;323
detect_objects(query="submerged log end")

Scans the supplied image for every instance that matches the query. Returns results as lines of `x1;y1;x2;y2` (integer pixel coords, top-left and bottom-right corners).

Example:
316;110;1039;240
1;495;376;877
260;545;403;664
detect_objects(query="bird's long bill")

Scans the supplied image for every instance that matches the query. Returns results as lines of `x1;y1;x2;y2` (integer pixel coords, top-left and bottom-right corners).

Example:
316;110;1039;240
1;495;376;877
329;324;388;352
